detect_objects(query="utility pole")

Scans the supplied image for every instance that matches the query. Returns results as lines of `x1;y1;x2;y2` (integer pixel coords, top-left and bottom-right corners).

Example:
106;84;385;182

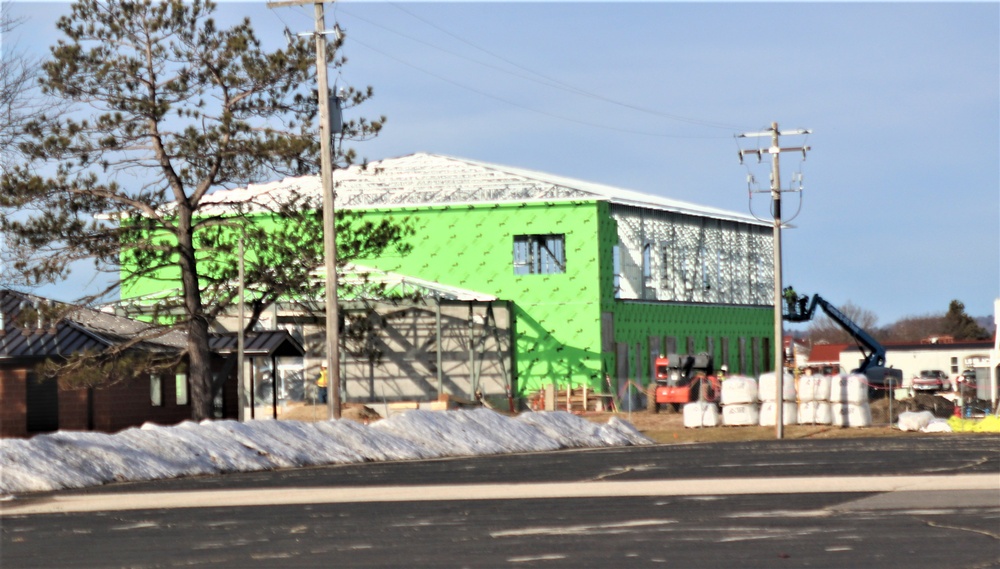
267;0;341;419
738;122;810;439
238;237;246;422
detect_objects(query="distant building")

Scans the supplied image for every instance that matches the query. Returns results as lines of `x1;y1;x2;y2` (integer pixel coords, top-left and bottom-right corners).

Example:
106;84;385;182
840;338;995;396
0;289;302;438
803;342;849;375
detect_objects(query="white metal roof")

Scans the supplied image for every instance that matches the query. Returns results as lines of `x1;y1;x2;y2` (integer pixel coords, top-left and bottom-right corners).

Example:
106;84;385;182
200;152;765;225
327;263;498;302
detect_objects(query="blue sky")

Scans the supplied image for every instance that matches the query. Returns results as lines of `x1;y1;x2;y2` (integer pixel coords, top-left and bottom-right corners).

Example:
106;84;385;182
7;1;999;325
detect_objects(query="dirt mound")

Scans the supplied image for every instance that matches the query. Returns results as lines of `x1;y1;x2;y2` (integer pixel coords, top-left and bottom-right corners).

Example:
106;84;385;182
341;404;383;424
278;402;383;423
871;394;955;424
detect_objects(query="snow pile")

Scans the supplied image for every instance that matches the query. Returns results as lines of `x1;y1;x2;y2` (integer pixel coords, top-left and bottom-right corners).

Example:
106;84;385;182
0;409;652;496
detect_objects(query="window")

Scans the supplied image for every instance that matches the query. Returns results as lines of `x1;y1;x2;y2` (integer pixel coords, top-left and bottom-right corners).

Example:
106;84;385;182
513;234;565;275
612;244;621;299
642;243;652;280
175;373;189;406
950;357;959;374
150;374;163;407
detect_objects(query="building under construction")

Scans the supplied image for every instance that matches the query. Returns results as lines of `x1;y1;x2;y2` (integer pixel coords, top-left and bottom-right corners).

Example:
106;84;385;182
122;153;776;407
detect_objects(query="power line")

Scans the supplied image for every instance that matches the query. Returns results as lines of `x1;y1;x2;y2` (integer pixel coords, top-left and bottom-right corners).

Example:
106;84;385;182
337;3;751;133
347;35;731;141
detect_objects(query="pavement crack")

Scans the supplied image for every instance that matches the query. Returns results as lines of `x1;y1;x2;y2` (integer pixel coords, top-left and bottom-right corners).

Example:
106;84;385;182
591;464;654;480
592;467;635;480
916;456;992;474
923;519;1000;540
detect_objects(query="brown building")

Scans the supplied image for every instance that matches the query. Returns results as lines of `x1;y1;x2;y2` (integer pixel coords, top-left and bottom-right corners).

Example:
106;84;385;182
0;289;302;438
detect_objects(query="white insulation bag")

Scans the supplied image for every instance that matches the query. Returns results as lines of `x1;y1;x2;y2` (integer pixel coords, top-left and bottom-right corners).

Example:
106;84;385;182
722;403;759;426
832;402;872;427
683;401;720;428
798;401;833;425
797;375;831;402
829;374;868;404
757;372;796;402
720;376;757;405
759;401;798;426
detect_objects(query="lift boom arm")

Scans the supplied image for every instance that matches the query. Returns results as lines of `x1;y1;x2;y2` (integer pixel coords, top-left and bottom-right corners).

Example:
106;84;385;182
784;294;886;373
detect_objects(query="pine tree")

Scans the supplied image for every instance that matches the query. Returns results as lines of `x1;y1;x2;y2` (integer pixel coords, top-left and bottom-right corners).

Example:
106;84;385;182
0;0;401;419
943;300;990;341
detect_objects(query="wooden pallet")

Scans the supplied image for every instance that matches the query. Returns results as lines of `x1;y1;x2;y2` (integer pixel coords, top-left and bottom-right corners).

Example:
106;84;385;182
529;384;615;413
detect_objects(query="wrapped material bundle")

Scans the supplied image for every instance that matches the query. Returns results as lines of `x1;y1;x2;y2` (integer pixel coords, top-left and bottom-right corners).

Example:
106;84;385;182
720;376;757;405
758;372;796;402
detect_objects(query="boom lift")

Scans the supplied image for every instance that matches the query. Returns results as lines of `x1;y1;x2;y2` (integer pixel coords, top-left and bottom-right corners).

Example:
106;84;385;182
784;293;902;396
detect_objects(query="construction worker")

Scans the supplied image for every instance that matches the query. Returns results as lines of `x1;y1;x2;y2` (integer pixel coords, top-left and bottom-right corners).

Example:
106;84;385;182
783;286;798;316
316;361;328;404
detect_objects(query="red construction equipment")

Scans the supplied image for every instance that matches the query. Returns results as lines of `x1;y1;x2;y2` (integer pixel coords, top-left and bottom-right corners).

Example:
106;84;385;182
647;353;721;413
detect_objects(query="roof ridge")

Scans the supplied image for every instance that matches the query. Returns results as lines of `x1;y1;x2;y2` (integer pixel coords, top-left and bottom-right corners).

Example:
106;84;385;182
199;152;765;225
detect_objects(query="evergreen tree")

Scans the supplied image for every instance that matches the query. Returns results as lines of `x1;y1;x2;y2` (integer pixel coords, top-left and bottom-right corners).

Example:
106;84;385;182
0;0;403;420
943;300;990;340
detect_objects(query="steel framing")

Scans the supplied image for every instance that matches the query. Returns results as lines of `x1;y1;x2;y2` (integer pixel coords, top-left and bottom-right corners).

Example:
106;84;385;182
612;204;773;306
285;299;513;405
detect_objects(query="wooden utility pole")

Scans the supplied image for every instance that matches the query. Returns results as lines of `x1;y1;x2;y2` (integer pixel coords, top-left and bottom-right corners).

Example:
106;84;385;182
238;237;246;421
738;122;811;439
267;0;341;419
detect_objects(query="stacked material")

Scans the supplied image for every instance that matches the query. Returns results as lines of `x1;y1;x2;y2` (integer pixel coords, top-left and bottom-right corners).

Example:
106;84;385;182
758;371;797;426
829;374;872;427
683;400;720;428
720;376;759;426
797;374;833;425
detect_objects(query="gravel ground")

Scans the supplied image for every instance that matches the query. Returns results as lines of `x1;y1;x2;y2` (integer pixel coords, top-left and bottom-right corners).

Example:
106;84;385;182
279;401;937;444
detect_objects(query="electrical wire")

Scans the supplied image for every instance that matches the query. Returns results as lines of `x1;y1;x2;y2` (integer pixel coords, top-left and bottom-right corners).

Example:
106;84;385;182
336;3;751;133
391;2;748;131
347;35;732;140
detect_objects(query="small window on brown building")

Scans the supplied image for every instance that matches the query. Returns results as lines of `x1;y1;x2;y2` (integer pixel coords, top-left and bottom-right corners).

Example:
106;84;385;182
175;373;189;406
150;374;163;407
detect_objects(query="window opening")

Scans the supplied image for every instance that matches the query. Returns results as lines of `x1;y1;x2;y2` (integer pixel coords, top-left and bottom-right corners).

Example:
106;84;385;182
175;372;189;406
150;374;163;407
642;243;652;280
612;243;621;298
513;234;566;275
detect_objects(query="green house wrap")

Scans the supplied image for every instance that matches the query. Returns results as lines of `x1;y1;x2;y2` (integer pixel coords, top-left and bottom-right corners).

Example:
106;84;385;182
122;153;775;400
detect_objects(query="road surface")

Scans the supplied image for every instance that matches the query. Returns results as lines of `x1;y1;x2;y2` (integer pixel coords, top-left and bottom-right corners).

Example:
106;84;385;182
2;435;998;568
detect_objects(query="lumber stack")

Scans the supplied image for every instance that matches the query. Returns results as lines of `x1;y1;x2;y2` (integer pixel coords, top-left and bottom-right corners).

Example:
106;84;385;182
529;384;614;413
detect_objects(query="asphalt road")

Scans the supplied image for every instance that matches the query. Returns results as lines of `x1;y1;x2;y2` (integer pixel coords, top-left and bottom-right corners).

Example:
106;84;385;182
2;436;998;568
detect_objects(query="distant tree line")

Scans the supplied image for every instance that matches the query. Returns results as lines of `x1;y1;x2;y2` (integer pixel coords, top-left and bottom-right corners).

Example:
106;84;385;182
800;299;993;345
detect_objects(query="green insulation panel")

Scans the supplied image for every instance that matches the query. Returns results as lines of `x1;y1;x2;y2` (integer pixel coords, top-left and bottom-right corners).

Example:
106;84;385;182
609;302;774;386
351;201;607;396
121;199;775;398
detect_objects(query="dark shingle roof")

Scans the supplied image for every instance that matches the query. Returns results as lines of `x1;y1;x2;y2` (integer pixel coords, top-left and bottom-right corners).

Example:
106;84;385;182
1;289;305;361
0;289;185;360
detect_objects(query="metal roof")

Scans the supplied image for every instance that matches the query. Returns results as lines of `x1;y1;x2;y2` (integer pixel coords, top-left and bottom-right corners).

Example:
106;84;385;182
198;152;766;226
1;289;310;361
330;264;498;302
209;330;305;358
0;289;187;360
